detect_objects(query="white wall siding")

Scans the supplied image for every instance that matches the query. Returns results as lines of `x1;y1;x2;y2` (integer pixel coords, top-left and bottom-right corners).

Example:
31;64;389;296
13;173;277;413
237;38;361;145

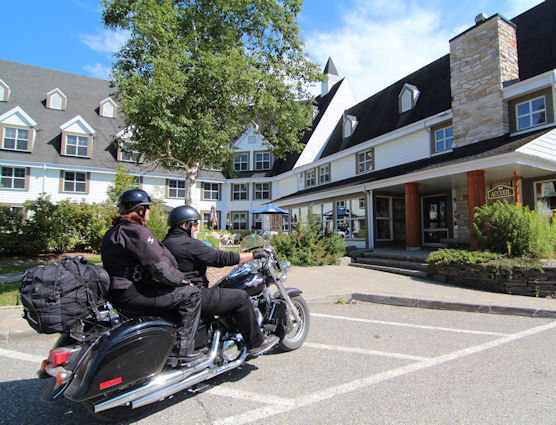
332;155;356;181
374;131;430;170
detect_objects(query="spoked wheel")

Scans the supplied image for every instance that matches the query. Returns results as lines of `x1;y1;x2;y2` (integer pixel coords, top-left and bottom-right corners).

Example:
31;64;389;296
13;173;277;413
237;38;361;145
82;398;152;422
277;295;310;351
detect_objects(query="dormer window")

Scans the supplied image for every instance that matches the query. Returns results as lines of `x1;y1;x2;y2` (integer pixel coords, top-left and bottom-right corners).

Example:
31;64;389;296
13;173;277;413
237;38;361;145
99;97;117;118
233;153;249;171
343;114;358;139
46;88;67;110
399;83;420;113
60;116;95;158
0;79;10;102
0;107;37;152
119;141;142;163
254;151;272;170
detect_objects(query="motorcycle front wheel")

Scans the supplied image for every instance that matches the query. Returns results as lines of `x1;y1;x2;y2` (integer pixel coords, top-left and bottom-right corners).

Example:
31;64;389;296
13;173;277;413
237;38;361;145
277;295;310;351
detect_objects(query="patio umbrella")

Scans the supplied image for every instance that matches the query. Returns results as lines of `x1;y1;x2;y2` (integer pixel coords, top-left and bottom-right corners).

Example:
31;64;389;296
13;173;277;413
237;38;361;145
210;205;217;229
226;210;232;230
252;204;290;214
323;208;349;217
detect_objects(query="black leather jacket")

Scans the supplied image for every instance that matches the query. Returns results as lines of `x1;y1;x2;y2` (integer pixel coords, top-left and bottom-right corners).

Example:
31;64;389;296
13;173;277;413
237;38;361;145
101;217;187;290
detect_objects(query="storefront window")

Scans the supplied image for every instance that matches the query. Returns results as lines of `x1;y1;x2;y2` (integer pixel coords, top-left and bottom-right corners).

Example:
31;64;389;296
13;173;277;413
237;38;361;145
376;197;392;240
535;179;556;220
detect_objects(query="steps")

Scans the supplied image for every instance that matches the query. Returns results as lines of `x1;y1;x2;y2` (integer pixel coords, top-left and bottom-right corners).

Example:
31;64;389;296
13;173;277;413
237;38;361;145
349;250;430;279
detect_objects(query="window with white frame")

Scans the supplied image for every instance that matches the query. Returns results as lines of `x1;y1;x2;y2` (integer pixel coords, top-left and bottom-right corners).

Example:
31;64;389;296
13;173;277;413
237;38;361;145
232;183;248;200
63;171;87;193
254;152;271;170
434;126;453;153
168;180;186;198
1;167;26;189
254;182;270;200
65;134;89;157
356;149;374;174
305;169;316;187
319;164;330;184
2;127;30;151
202;182;220;200
233;153;249;171
516;96;546;130
232;212;248;230
120;141;141;162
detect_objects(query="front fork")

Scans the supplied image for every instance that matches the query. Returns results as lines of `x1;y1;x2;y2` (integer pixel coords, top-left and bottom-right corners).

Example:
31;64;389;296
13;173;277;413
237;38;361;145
274;278;302;324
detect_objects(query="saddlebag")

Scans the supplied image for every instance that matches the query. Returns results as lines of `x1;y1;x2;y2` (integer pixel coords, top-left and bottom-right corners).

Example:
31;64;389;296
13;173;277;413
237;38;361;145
19;256;110;334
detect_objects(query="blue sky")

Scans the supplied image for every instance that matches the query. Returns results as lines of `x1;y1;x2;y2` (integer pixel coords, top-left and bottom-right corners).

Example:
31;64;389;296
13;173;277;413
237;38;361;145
2;0;544;101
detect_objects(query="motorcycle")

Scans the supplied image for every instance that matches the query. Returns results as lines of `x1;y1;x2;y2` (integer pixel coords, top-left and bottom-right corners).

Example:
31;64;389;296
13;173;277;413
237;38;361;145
37;234;310;421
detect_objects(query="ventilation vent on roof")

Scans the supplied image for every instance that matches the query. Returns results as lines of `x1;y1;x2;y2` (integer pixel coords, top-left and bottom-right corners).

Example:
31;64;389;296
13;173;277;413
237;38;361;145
399;83;420;113
46;88;67;110
475;12;488;25
0;79;10;102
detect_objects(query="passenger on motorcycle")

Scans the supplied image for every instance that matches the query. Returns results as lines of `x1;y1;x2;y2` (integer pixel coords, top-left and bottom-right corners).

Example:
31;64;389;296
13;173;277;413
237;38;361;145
162;205;278;357
101;188;202;360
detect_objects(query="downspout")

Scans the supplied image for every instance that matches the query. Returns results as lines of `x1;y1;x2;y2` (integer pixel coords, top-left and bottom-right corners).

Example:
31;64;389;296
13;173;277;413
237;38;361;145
364;188;374;250
42;164;47;193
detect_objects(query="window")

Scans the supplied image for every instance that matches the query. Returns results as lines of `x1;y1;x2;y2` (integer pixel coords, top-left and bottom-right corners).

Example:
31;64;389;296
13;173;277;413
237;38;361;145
343;115;358;139
232;183;248;200
233;153;249;171
202;210;221;230
2;127;29;151
119;141;141;163
319;164;330;184
1;167;26;189
99;98;117;118
255;152;271;170
516;96;546;130
231;212;248;231
254;182;270;200
202;182;220;200
248;135;257;144
434;126;453;153
168;180;186;198
535;179;556;220
65;134;89;157
375;197;392;240
63;171;87;193
356;149;374;174
305;169;316;187
399;83;420;113
252;214;263;230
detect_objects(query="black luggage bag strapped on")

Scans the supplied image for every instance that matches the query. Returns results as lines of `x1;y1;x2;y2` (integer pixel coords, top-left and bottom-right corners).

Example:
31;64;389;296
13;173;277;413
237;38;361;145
19;256;110;334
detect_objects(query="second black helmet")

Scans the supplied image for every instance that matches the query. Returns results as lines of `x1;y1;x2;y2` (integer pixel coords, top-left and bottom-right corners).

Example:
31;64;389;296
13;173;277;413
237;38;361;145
167;205;202;228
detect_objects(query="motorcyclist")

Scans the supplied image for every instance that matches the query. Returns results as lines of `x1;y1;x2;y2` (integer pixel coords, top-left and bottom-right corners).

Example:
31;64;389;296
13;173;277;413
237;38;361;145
162;205;278;357
100;188;202;360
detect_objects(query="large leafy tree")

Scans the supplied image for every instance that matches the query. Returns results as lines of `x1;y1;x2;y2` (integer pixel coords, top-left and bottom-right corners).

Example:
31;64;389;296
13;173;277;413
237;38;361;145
103;0;322;204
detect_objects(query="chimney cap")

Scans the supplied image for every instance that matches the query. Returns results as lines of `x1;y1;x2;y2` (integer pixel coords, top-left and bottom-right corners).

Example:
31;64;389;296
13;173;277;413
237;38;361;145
475;12;488;25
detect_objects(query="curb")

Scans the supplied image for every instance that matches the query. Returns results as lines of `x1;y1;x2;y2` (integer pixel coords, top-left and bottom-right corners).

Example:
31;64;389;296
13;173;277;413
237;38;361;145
352;293;556;318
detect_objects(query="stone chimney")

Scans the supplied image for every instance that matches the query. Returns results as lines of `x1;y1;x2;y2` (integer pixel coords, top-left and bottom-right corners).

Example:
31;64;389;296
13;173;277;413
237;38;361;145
449;14;519;147
321;57;339;97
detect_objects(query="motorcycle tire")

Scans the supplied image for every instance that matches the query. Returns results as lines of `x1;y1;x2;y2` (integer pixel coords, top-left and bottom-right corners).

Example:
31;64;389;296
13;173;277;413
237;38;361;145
277;295;310;352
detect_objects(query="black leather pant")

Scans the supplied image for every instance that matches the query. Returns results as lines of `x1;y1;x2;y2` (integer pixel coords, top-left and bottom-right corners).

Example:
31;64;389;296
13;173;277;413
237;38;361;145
200;286;264;349
109;282;202;357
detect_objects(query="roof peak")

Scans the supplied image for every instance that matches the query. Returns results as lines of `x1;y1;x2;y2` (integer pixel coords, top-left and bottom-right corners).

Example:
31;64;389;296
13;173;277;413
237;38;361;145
323;57;338;76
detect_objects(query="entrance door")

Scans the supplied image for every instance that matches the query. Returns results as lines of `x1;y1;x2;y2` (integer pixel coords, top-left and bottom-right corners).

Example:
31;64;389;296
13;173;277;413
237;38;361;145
393;198;406;244
422;195;449;245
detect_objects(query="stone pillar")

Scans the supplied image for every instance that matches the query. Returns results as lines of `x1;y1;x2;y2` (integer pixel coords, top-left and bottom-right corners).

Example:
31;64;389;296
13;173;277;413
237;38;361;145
405;182;420;249
467;170;485;249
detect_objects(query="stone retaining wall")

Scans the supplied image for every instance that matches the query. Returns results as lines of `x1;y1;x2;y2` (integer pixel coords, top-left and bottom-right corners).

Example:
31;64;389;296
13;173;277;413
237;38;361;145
429;264;556;297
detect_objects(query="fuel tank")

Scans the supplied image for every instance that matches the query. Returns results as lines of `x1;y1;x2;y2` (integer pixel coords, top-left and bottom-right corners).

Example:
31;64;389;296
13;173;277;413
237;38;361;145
215;263;264;296
64;316;176;402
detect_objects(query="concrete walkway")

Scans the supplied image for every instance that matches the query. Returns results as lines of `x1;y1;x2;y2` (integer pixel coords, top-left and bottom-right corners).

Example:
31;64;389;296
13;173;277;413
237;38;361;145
1;265;555;342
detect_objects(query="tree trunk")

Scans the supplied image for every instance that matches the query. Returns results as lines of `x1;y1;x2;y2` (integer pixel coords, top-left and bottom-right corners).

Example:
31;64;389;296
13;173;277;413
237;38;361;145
184;161;199;206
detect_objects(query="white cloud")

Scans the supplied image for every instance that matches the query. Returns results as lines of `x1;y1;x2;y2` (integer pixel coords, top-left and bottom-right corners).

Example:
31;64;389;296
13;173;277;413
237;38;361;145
306;0;451;101
84;63;112;80
80;29;129;54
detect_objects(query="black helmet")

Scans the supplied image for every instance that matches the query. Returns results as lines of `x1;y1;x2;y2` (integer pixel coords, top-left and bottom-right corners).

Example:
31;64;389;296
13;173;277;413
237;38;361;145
167;205;201;228
118;188;155;214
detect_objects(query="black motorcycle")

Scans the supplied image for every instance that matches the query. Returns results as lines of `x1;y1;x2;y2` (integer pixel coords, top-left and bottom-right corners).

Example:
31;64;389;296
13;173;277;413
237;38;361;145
38;234;309;421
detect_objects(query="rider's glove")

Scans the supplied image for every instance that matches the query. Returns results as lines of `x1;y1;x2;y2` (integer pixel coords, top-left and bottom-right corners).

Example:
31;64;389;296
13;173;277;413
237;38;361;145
253;251;268;260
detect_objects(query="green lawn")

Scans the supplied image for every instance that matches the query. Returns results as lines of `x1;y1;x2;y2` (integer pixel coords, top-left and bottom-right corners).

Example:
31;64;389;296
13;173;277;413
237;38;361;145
0;281;21;307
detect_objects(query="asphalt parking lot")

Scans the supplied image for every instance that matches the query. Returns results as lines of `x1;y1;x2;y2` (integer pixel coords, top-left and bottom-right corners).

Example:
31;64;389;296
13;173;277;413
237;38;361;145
0;301;554;424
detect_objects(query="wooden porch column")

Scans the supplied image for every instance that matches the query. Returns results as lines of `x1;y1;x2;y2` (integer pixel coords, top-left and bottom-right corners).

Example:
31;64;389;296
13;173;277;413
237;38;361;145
467;170;485;249
405;182;420;249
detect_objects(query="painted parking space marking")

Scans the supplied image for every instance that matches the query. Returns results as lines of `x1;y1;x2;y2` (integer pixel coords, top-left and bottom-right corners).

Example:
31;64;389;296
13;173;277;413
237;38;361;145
214;320;556;425
0;347;43;363
304;342;429;361
311;312;509;336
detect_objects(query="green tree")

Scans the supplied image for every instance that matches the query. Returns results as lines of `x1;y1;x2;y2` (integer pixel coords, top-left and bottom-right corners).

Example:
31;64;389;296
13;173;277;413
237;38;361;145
107;164;140;205
103;0;322;204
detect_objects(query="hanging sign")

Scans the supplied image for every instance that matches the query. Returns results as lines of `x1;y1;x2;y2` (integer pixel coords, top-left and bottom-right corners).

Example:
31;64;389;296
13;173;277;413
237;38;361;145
487;183;514;200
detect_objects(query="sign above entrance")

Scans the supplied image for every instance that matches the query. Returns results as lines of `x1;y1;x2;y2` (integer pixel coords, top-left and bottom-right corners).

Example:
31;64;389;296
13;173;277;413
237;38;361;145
487;183;514;200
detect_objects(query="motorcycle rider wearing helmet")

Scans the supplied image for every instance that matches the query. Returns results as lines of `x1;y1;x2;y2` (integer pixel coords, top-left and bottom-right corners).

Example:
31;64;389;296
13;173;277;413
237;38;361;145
162;205;278;357
101;188;202;360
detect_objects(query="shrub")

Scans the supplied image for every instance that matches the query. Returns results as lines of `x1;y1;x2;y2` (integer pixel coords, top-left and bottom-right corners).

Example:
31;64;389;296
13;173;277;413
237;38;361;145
271;208;345;266
473;201;555;258
0;206;25;254
426;249;500;266
196;230;220;248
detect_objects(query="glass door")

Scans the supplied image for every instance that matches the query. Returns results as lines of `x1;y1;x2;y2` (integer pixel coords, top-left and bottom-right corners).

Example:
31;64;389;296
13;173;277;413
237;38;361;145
393;198;406;244
422;195;448;245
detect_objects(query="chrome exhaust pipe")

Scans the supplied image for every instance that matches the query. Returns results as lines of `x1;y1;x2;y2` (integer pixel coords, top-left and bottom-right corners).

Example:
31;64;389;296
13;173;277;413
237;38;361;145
94;330;222;413
131;348;247;409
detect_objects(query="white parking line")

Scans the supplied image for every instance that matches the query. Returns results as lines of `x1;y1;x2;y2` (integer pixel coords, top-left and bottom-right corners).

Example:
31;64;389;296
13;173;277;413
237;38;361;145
206;386;295;406
311;312;509;336
214;320;556;425
0;347;43;363
305;342;429;361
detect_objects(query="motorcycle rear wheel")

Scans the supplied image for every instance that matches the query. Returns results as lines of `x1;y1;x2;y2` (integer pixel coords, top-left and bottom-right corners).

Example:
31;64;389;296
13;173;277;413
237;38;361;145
277;295;310;351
